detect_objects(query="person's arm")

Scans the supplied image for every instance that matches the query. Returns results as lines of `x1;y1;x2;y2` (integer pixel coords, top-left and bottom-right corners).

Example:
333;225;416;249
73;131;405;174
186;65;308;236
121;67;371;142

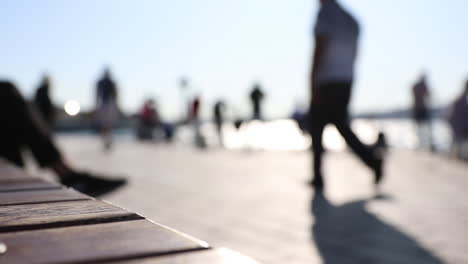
310;34;328;104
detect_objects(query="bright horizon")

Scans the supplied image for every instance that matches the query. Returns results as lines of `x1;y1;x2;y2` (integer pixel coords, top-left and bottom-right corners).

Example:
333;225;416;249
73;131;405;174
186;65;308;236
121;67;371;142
2;0;467;120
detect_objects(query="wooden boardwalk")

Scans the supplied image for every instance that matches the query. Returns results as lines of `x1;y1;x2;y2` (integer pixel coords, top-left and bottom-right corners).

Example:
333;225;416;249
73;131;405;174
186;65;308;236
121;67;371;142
0;159;258;263
23;135;468;263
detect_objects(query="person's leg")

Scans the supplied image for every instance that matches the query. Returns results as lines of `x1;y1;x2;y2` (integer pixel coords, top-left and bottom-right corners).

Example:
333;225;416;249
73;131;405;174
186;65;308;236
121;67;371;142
415;120;423;148
0;82;79;177
97;103;114;150
0;81;126;196
334;119;384;185
0;84;27;166
253;103;260;120
103;128;112;150
216;121;224;146
328;82;384;184
311;120;326;188
0;81;62;168
423;118;435;152
305;101;326;189
334;120;377;167
414;110;431;150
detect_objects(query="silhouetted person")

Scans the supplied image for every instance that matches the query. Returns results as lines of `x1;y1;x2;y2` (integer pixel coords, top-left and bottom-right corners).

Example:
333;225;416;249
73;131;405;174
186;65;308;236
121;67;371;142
0;81;126;196
179;77;190;124
191;96;200;122
233;118;244;130
250;84;264;120
308;0;386;189
34;75;55;127
292;106;307;134
412;74;434;150
191;95;206;148
213;100;225;146
448;80;468;158
96;68;119;150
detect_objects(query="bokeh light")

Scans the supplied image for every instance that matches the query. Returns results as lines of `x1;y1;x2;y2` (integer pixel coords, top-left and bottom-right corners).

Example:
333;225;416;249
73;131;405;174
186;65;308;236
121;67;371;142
64;100;81;116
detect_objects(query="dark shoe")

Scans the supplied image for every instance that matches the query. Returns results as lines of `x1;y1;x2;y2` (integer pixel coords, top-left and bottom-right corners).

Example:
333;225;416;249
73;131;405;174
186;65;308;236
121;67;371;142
61;171;127;197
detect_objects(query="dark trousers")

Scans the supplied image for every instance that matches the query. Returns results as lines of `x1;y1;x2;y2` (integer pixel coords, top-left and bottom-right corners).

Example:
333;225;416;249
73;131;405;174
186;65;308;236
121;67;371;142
252;103;262;120
0;81;61;167
309;82;377;180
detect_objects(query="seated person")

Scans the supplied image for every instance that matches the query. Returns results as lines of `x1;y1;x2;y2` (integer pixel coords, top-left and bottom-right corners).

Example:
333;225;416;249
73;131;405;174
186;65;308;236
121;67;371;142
136;99;159;140
0;80;126;196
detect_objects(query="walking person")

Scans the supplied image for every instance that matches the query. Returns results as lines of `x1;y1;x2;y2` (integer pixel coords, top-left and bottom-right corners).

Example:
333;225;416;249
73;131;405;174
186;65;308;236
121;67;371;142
308;0;386;190
34;74;55;128
191;95;206;148
412;73;434;150
249;83;265;120
95;68;120;150
213;100;225;146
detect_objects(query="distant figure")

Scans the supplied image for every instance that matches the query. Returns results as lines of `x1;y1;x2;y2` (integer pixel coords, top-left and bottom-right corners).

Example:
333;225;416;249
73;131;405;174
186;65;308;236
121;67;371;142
412;74;433;150
448;81;468;158
308;0;386;190
233;118;244;130
0;80;126;197
250;84;265;120
34;75;55;127
213;100;225;146
191;95;206;148
96;68;119;150
191;96;200;122
292;106;307;134
179;77;190;123
136;99;159;140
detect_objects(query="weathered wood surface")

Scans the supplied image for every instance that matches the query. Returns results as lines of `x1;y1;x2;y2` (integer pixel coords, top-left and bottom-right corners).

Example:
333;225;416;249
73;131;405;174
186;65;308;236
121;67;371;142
105;248;260;264
0;188;90;206
0;159;258;263
0;200;142;232
0;220;208;264
0;160;37;181
0;178;61;192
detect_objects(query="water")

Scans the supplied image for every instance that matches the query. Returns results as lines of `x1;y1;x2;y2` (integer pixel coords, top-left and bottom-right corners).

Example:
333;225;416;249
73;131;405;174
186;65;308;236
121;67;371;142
60;118;452;152
175;118;453;152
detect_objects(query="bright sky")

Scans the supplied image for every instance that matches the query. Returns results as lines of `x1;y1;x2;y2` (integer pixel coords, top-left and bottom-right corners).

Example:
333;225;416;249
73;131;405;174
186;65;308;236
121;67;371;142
1;0;467;119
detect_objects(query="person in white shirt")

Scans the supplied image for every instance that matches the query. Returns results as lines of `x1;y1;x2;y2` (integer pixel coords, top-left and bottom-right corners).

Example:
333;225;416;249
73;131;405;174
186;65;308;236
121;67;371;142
308;0;386;190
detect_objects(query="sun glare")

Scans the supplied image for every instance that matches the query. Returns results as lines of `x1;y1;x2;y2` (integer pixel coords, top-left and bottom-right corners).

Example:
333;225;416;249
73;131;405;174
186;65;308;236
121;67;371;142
64;100;81;116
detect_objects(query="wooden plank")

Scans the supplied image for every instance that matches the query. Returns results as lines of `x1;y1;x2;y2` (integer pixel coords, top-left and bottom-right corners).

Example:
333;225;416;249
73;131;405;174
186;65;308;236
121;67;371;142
103;248;260;264
0;160;35;181
0;200;142;232
0;188;90;206
0;220;209;264
0;178;61;192
0;159;61;191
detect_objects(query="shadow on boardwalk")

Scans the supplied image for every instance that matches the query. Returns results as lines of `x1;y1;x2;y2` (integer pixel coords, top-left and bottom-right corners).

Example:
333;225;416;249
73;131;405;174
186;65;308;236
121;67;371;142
310;192;444;264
